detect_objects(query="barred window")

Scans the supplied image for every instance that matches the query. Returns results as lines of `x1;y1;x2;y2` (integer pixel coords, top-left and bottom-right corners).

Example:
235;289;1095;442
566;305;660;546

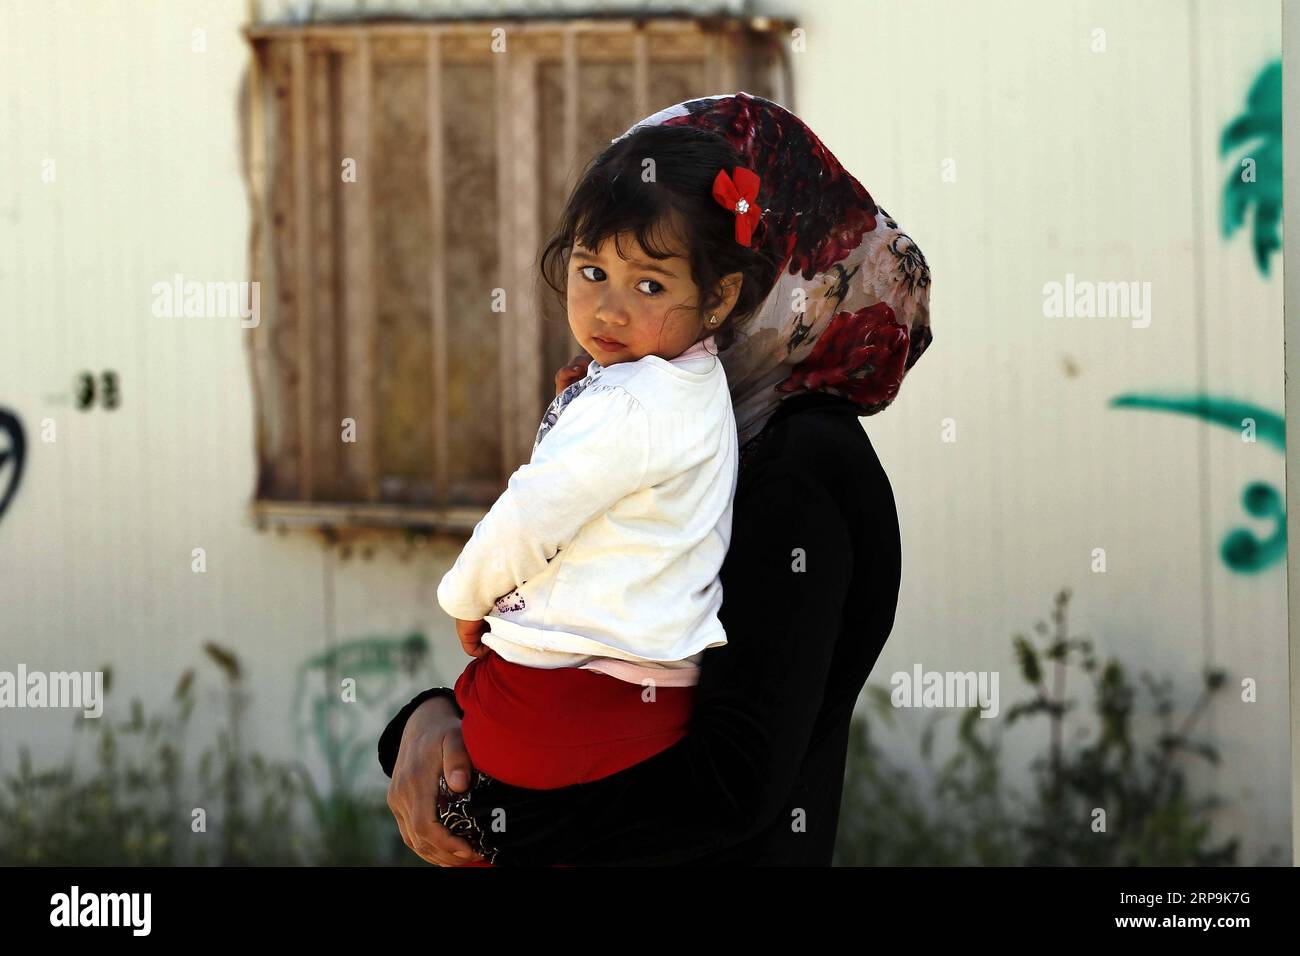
241;15;791;533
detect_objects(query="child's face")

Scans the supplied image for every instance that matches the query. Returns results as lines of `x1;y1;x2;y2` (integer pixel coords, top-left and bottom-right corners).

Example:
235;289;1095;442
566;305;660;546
566;229;707;366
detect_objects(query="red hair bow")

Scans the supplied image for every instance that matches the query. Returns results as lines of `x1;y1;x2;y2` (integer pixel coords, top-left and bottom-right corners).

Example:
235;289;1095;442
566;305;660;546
712;166;762;247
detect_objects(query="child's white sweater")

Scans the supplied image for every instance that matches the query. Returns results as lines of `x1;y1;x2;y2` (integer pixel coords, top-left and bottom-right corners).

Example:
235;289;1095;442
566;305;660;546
436;341;737;680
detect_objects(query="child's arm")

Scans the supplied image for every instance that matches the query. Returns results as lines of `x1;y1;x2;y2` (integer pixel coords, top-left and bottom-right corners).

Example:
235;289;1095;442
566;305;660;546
436;385;651;622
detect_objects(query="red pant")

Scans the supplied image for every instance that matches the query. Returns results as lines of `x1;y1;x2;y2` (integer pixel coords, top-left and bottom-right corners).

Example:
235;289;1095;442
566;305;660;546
452;648;695;866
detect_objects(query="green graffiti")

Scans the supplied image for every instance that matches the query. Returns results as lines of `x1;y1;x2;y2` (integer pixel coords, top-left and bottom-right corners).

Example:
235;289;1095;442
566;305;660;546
1109;393;1284;574
1109;394;1283;450
1221;482;1285;573
1104;62;1287;573
1221;59;1282;277
291;632;429;793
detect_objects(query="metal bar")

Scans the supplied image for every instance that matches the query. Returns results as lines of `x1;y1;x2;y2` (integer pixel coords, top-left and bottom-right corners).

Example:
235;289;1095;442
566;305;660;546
355;32;378;501
427;33;449;506
291;37;315;500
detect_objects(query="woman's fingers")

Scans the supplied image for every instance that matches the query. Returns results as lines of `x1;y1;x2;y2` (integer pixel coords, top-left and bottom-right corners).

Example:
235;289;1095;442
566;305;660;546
389;784;452;865
441;723;475;794
408;801;481;865
386;702;485;865
393;805;453;867
392;775;482;865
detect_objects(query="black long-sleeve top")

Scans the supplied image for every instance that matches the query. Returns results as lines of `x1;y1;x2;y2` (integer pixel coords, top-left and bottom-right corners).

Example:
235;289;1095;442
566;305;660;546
378;390;903;865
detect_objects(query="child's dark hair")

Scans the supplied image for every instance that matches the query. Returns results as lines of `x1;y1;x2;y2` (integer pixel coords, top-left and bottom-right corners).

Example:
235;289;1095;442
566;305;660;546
538;123;782;349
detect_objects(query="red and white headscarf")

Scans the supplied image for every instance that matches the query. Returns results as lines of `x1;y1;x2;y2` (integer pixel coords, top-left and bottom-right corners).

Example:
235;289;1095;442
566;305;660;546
611;91;934;448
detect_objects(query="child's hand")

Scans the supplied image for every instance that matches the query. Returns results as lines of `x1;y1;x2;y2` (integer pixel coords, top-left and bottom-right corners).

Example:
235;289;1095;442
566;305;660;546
455;617;489;658
554;353;591;396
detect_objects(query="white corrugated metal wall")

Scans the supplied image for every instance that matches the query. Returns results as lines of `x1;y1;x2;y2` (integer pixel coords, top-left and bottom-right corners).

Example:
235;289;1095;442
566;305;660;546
0;0;1288;863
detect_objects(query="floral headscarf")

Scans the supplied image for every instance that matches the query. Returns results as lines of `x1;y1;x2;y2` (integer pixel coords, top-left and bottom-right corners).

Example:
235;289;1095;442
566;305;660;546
611;91;933;449
535;91;933;455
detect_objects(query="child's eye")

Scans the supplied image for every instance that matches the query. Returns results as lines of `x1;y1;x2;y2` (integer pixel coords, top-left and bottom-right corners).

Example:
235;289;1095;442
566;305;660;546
577;265;663;297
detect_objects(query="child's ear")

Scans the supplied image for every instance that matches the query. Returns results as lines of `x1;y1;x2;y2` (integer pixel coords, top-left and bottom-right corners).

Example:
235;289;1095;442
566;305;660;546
714;271;745;318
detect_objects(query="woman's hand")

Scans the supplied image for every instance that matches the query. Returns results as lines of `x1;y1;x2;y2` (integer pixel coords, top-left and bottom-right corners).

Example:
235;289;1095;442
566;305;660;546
455;617;489;657
555;352;591;396
386;694;486;866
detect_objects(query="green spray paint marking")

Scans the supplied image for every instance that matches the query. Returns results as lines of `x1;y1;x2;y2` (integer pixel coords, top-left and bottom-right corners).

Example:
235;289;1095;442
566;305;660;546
1220;59;1282;278
1109;393;1284;574
291;632;430;794
1110;394;1283;450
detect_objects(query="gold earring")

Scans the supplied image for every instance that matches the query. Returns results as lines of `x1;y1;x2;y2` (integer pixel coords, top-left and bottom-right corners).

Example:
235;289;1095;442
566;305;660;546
707;314;719;327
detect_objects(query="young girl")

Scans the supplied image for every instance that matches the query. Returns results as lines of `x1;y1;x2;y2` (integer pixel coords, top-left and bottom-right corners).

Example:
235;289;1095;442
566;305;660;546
432;121;783;801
